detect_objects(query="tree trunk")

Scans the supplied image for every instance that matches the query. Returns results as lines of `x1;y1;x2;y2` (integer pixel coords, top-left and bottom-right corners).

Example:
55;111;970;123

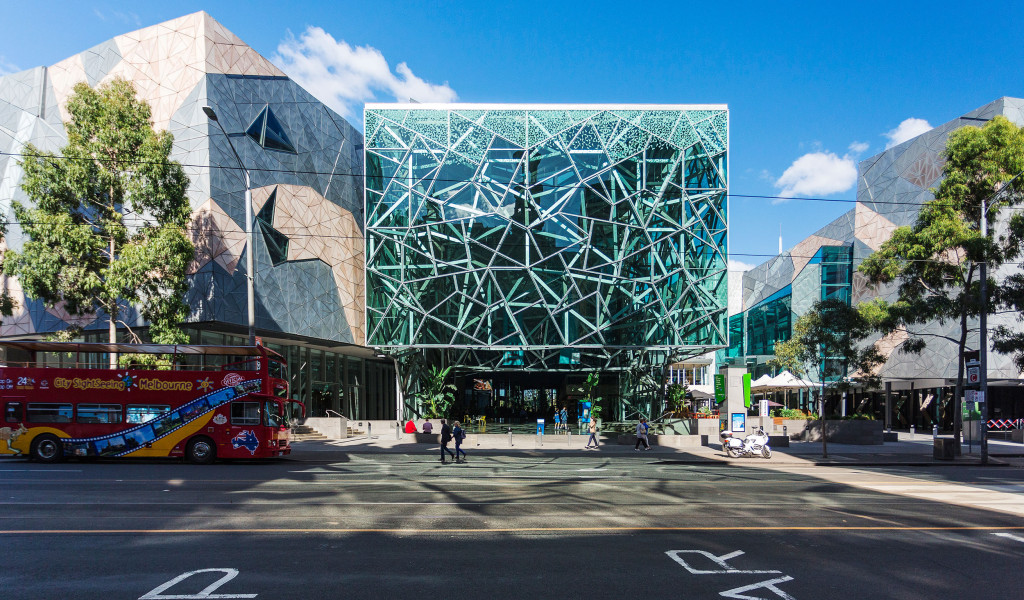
952;266;975;442
820;383;828;458
108;234;117;369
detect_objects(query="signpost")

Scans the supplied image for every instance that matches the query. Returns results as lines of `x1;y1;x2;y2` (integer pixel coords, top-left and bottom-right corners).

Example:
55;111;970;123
714;374;726;404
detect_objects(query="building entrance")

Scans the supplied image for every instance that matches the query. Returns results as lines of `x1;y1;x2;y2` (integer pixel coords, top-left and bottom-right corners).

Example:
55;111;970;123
452;372;588;428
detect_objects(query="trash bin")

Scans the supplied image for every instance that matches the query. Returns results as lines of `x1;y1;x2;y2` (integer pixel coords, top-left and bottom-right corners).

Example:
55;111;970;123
933;437;957;460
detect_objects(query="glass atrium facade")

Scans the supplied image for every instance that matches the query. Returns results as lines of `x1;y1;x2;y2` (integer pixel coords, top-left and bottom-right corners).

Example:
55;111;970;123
364;105;728;371
364;104;728;421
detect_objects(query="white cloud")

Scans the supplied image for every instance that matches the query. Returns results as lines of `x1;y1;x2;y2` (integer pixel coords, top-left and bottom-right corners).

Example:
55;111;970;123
0;55;19;76
773;151;857;200
272;27;458;120
848;141;869;154
728;259;755;272
884;118;933;149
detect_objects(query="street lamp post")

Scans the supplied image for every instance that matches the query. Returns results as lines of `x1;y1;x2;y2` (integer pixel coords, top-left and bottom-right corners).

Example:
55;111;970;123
203;106;256;347
980;195;989;465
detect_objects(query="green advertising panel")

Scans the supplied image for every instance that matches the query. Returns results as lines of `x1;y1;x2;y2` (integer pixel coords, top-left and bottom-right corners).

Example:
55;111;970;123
714;374;726;404
742;373;751;408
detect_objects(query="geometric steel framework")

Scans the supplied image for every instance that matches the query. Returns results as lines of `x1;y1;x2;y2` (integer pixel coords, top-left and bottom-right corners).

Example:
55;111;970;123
365;105;728;370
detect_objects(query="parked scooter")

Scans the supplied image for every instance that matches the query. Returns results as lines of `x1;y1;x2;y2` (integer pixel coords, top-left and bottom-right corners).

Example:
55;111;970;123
720;426;772;459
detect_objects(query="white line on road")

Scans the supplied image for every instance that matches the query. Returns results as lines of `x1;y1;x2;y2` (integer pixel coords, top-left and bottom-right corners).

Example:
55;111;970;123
0;466;80;470
992;532;1024;543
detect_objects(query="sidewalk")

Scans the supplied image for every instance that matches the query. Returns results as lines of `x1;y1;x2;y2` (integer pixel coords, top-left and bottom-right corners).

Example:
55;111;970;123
287;431;1024;467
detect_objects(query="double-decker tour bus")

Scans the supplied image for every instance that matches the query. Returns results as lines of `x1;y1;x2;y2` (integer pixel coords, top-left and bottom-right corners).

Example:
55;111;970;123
0;341;302;464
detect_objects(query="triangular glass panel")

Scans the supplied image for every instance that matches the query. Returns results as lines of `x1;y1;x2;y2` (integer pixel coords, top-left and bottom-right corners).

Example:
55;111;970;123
257;187;277;227
245;106;267;146
263;107;297;153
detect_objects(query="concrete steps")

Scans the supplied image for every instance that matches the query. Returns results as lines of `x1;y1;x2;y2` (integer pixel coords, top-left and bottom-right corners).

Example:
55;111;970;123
291;424;328;441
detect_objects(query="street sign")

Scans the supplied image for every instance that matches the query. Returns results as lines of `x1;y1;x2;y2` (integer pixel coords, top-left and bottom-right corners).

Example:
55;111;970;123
967;366;980;385
742;373;751;408
714;374;726;404
759;399;770;416
965;390;985;404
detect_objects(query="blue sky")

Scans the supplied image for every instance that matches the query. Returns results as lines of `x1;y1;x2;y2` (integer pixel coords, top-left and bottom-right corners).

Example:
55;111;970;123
2;0;1023;269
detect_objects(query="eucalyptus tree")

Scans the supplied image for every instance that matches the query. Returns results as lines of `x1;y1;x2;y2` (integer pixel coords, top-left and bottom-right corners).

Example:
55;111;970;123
6;79;192;363
770;298;883;457
858;115;1024;439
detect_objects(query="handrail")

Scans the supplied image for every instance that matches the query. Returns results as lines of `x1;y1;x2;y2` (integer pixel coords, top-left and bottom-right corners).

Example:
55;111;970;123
325;409;346;419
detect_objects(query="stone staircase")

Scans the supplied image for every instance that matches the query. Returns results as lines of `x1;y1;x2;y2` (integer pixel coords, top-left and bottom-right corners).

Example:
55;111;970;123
347;425;365;437
291;424;328;441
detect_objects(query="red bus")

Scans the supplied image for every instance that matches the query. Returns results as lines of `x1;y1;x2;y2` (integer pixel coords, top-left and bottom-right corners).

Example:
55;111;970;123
0;341;301;464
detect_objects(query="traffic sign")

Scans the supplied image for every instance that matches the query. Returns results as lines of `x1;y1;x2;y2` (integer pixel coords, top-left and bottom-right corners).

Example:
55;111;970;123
967;366;980;385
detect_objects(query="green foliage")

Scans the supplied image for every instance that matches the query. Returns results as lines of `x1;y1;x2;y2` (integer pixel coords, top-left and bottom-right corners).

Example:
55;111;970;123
766;339;807;379
842;413;876;420
118;353;174;370
784;298;884;393
417;365;456;419
5;78;192;344
859;115;1024;436
583;372;603;419
774;408;809;419
665;382;688;413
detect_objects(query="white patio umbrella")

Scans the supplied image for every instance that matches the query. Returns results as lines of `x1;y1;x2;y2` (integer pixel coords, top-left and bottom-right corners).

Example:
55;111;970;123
749;373;776;391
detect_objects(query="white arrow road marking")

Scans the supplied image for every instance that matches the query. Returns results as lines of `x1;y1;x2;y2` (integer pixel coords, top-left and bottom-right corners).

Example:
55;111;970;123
666;550;782;574
140;568;256;599
720;575;796;600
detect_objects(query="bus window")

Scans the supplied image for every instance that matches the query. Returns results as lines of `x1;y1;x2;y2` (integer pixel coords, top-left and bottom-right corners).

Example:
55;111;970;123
5;402;23;422
269;360;287;380
77;404;123;424
26;403;72;423
126;405;170;424
264;401;282;428
231;401;261;425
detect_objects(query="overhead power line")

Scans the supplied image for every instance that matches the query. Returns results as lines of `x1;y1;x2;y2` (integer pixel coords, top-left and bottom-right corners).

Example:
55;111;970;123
6;149;1021;210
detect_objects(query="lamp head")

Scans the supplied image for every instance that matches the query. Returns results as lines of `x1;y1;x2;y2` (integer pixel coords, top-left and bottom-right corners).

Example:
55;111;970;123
202;106;218;121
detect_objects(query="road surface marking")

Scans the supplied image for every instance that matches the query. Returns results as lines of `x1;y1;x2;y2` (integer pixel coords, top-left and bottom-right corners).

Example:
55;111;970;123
666;550;781;574
140;568;255;599
3;525;1024;535
992;532;1024;543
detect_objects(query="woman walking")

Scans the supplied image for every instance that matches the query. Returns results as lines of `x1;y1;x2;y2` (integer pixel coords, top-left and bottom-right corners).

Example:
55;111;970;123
634;417;650;451
585;418;599;449
453;421;468;463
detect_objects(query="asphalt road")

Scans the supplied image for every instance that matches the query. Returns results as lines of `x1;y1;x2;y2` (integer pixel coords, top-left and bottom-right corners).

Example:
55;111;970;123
1;454;1023;599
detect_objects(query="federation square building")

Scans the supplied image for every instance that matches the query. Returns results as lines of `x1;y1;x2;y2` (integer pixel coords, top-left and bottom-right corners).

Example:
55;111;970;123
364;105;729;420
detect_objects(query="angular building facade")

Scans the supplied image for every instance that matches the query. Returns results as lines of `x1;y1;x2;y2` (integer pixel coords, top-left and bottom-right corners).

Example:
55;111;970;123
365;104;728;419
725;97;1024;430
0;12;396;420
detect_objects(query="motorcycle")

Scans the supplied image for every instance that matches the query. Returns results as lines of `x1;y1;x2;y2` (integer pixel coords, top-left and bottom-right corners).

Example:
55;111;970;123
720;426;772;459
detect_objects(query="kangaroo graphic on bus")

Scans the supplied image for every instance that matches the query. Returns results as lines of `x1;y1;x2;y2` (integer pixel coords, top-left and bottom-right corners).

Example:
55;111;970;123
231;430;260;455
1;424;28;454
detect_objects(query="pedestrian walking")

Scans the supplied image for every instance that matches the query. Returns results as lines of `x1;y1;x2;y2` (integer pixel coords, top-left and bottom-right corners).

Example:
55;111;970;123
634;417;650;451
453;421;467;463
586;417;599;449
439;419;456;463
559;406;568;432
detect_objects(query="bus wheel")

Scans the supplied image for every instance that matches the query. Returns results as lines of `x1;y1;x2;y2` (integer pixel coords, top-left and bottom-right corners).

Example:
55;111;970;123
186;437;216;465
31;434;64;463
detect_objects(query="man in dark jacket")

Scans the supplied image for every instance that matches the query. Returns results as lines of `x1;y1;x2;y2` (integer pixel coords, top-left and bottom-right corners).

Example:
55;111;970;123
439;419;456;463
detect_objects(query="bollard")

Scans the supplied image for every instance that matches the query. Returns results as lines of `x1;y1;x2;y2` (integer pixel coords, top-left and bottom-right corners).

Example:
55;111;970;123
783;425;788;439
396;421;401;440
933;424;938;439
508;427;513;447
910;424;915;437
368;422;372;439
